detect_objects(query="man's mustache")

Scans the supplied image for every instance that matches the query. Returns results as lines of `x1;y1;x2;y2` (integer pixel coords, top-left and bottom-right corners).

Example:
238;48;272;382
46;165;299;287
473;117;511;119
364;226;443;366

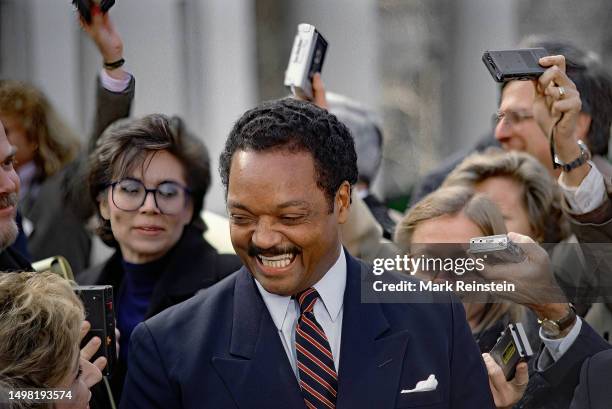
0;193;18;210
248;242;301;258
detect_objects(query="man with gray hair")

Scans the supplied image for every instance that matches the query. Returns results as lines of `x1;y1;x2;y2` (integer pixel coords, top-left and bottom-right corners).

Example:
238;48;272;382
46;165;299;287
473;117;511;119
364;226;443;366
411;39;612;204
0;120;30;271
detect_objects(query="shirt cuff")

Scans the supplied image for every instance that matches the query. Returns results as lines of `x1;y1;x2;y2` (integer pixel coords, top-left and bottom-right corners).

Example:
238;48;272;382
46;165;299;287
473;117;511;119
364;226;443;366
100;68;131;93
539;317;582;364
558;162;607;214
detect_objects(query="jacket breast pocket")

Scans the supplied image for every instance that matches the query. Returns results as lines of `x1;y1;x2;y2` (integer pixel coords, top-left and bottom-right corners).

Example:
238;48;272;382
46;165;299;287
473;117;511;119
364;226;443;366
396;390;445;408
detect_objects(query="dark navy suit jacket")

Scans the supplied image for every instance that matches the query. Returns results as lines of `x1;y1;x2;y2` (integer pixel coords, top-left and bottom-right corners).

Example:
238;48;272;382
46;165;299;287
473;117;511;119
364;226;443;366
571;348;612;409
516;320;611;409
120;251;493;408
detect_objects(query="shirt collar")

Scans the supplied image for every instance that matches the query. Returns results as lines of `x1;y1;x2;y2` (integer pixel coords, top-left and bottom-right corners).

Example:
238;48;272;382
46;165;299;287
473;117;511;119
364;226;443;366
255;246;347;331
312;246;346;323
255;281;292;332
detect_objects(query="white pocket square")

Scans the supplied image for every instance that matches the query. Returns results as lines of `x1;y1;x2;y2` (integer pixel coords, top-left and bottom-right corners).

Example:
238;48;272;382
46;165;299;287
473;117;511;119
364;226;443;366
400;374;438;394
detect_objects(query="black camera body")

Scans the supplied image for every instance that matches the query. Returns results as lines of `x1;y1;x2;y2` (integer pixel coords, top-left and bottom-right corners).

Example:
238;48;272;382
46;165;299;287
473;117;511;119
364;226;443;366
75;285;116;376
490;322;534;380
482;48;549;82
72;0;115;24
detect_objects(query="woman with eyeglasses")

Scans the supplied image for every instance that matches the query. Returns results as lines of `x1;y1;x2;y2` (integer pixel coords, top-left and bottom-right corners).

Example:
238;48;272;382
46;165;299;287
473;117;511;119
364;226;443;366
79;113;241;407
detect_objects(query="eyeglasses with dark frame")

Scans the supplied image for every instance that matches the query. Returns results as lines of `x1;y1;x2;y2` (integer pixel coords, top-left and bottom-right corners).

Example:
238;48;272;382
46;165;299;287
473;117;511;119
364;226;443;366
493;110;534;127
108;178;191;215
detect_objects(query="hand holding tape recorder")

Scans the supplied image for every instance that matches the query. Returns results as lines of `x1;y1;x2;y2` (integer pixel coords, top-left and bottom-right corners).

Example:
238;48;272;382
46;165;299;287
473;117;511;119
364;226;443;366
284;23;328;101
469;233;566;306
76;285;117;377
468;234;526;264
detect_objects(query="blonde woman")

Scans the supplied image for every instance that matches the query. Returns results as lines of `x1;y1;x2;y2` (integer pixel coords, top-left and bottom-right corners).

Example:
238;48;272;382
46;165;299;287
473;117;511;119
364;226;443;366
396;185;537;408
0;271;104;408
396;185;539;351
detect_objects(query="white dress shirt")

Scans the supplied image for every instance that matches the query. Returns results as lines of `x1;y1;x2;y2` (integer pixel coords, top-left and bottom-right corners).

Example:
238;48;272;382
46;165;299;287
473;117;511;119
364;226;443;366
558;162;607;214
537;161;607;370
255;246;346;379
538;162;606;368
537;317;583;370
99;68;131;92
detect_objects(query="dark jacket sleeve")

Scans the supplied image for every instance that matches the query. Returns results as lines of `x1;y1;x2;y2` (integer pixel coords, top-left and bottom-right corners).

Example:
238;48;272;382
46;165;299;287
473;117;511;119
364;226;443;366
89;75;136;152
25;167;92;272
119;322;177;409
570;354;592;409
65;75;136;224
562;182;612;304
569;349;612;409
450;300;496;408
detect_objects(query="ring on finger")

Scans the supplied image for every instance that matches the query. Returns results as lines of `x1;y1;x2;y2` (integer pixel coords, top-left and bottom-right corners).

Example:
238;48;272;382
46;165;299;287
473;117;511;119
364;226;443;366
558;86;566;98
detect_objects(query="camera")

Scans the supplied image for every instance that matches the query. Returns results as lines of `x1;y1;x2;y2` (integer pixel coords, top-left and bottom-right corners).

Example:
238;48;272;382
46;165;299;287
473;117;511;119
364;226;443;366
75;285;116;376
482;48;549;82
72;0;115;24
489;322;534;380
284;23;328;100
468;234;526;264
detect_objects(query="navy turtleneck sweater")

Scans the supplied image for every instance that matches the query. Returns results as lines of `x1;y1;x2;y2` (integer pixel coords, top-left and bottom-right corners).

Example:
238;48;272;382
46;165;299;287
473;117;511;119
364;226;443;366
117;256;168;363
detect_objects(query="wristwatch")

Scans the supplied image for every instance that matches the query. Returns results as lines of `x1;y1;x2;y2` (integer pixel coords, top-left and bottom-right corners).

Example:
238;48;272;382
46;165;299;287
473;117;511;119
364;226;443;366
553;139;591;172
540;304;577;338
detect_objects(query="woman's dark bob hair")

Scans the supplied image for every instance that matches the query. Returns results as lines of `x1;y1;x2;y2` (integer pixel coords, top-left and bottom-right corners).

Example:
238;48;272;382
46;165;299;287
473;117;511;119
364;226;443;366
88;113;211;246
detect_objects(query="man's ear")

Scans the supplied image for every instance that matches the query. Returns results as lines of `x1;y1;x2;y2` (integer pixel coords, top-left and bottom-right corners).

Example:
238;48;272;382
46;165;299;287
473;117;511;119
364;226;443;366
335;181;351;224
575;113;592;140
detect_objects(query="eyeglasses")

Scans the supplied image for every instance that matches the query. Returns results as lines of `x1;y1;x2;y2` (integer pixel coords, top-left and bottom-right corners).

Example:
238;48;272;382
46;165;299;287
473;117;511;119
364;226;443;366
109;178;191;215
493;111;534;127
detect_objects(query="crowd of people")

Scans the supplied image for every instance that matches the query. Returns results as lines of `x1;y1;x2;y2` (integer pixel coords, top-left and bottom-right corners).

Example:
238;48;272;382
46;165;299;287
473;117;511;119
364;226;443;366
1;6;612;409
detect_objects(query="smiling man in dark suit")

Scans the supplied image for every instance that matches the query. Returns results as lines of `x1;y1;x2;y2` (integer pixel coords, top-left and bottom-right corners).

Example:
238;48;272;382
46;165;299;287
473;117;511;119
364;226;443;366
120;98;493;409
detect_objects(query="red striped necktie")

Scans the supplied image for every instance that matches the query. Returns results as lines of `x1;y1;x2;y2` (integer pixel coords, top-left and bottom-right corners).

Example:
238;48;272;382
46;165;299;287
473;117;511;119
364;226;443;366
294;288;338;409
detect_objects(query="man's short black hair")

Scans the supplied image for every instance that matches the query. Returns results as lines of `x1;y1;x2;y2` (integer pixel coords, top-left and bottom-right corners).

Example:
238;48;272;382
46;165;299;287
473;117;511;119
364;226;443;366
219;98;358;211
509;37;612;156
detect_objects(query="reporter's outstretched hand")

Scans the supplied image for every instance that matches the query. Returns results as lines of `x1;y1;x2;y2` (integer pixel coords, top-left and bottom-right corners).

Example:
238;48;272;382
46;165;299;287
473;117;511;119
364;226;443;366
534;55;581;145
79;320;108;375
79;357;103;389
482;353;528;409
79;7;126;79
294;73;328;110
476;232;566;307
534;54;589;185
311;73;328;110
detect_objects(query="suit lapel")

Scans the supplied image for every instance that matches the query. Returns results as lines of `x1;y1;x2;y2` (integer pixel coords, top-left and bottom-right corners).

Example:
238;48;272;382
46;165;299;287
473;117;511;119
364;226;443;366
336;253;411;409
211;268;305;409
